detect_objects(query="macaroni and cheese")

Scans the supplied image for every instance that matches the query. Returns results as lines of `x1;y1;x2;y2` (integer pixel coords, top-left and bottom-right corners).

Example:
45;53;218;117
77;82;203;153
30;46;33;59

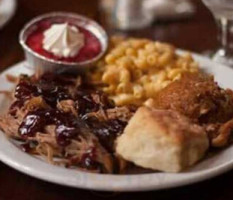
91;37;199;106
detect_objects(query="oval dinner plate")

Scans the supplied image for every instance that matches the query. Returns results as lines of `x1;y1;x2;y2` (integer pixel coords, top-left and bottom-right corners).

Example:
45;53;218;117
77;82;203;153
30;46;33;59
0;52;233;192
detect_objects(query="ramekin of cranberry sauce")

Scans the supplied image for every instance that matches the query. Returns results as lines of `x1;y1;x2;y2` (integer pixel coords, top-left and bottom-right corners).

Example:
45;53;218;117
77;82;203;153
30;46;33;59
19;12;108;74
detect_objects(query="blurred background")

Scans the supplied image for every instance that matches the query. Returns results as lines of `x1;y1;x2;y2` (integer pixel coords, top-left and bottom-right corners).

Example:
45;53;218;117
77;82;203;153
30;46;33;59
0;0;217;70
0;1;232;199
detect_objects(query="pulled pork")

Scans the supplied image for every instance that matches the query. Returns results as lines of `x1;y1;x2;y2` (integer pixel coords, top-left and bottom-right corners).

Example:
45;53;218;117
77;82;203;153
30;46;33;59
0;73;134;173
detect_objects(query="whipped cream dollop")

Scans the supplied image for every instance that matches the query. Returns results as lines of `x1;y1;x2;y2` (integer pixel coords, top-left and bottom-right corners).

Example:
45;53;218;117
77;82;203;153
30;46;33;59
43;23;85;58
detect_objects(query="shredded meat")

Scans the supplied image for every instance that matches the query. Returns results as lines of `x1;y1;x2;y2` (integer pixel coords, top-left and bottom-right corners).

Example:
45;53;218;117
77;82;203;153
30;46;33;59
57;100;77;116
0;73;134;174
0;115;20;138
212;119;233;147
83;106;135;122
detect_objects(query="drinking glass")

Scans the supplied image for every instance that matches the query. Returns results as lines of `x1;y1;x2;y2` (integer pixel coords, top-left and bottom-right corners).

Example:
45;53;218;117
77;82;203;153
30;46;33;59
99;0;154;30
203;0;233;66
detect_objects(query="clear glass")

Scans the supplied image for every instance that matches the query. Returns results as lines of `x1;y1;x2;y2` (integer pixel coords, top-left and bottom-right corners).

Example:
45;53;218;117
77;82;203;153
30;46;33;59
203;0;233;66
112;0;154;30
99;0;154;31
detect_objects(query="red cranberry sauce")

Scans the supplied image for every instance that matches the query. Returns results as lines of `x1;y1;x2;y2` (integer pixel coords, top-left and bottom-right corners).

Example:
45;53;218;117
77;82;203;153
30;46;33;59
75;88;115;116
82;115;126;153
75;89;125;152
80;147;100;170
10;74;71;114
12;73;131;171
13;74;78;146
26;18;102;62
19;109;81;146
13;73;128;154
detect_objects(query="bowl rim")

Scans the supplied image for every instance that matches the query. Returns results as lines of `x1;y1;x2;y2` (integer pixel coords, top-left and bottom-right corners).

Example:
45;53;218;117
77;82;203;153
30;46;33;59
19;11;109;66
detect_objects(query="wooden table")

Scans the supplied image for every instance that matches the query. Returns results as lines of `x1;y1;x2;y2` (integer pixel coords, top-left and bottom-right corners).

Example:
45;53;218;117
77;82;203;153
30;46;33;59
0;0;229;199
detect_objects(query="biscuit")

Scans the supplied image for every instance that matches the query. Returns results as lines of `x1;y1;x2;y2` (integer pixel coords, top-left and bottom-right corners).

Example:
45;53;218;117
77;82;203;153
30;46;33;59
116;107;209;172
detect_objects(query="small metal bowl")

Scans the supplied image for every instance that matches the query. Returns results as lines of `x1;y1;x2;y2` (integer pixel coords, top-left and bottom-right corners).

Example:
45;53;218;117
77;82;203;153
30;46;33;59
19;12;108;74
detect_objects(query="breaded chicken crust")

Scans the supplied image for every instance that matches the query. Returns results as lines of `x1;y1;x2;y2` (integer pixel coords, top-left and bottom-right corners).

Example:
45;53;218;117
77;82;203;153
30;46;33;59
153;73;233;147
154;73;233;124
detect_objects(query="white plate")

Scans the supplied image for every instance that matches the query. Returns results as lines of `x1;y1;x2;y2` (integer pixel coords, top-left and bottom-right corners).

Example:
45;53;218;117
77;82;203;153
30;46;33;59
0;53;233;192
0;0;16;29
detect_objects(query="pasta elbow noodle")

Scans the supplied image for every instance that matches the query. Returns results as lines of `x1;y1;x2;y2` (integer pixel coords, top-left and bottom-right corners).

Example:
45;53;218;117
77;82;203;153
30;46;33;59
116;83;132;93
120;69;131;83
102;69;119;84
133;84;144;98
91;37;200;106
147;55;157;66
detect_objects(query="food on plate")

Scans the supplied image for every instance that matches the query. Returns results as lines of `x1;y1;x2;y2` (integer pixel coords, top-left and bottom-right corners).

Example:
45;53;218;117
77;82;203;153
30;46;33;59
116;107;209;172
152;73;233;147
20;12;108;76
91;37;199;106
0;73;134;173
26;18;102;63
43;23;85;58
153;73;233;123
3;23;233;174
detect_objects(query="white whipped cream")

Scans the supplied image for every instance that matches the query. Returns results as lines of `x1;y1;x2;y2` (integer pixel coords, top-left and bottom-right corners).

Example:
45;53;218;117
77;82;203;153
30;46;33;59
43;23;85;58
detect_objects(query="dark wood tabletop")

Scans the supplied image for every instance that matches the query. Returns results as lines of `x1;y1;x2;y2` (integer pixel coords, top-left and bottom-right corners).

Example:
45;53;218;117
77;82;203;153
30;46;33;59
0;0;230;200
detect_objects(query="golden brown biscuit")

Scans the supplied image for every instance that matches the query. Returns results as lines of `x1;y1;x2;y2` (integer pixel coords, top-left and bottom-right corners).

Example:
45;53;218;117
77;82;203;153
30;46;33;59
116;107;209;172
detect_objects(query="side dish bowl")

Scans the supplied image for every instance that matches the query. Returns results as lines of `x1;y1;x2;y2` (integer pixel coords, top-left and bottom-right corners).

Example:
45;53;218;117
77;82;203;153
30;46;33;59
19;12;108;74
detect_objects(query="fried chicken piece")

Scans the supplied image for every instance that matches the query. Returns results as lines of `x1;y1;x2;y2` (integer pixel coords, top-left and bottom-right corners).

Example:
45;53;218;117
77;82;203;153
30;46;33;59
153;73;233;147
212;119;233;147
154;73;233;124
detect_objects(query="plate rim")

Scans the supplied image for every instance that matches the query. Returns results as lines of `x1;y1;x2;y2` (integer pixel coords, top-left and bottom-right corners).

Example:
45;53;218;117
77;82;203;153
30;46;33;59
0;53;233;192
